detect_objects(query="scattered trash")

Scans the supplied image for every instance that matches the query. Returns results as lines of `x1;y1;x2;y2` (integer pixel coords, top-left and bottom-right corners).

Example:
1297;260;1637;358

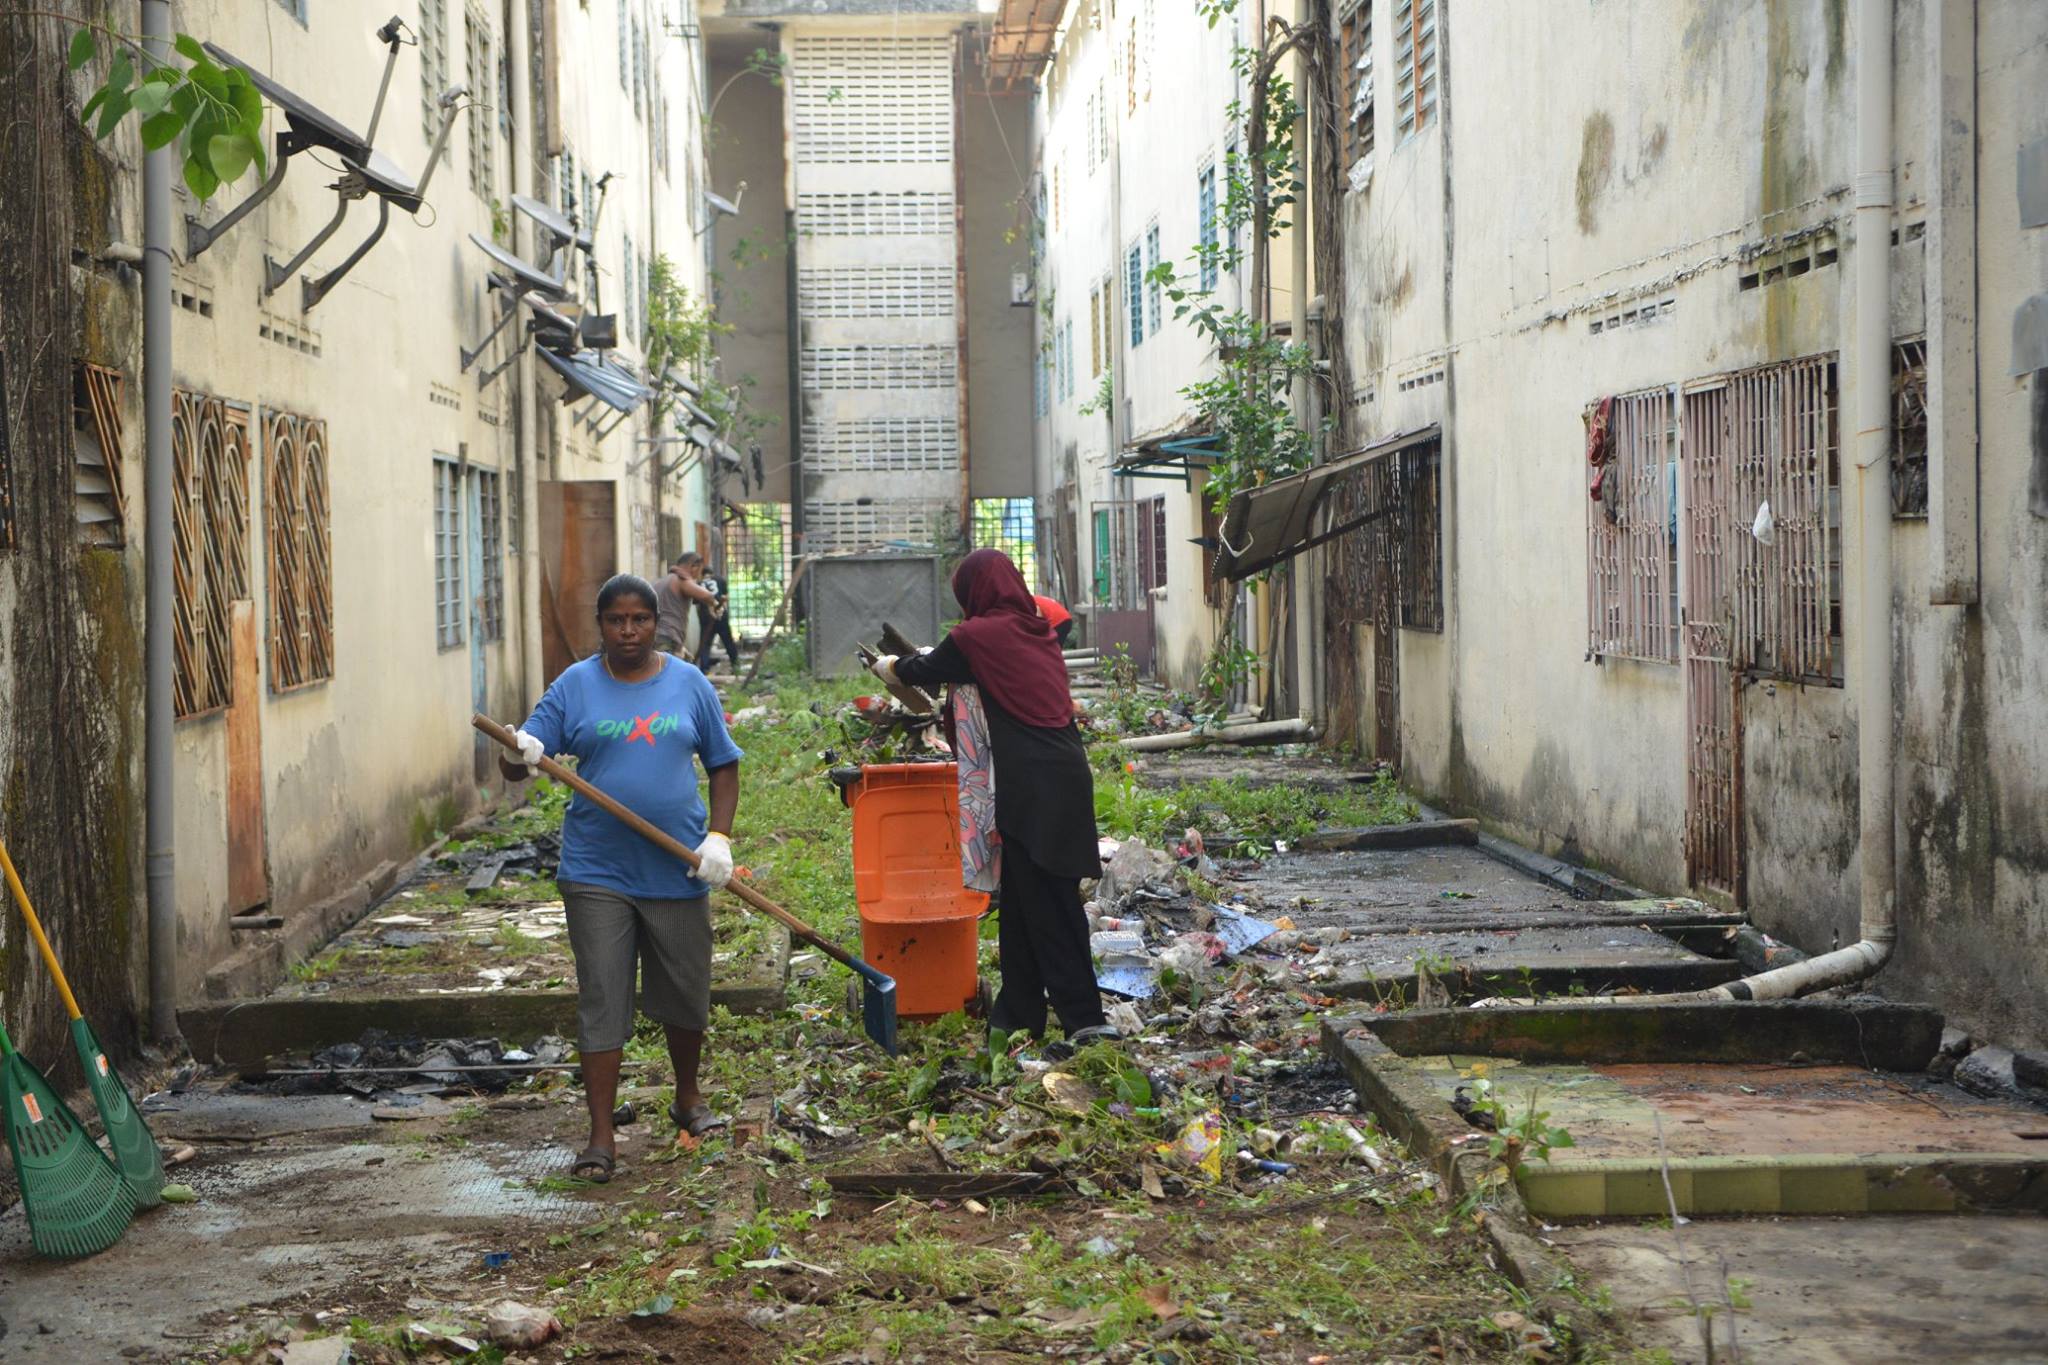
483;1300;560;1348
1042;1071;1099;1115
628;1294;675;1319
166;1144;198;1167
481;1251;513;1270
160;1183;198;1204
612;1101;637;1126
270;1338;353;1365
405;1321;480;1354
1160;1113;1225;1181
1080;1235;1123;1257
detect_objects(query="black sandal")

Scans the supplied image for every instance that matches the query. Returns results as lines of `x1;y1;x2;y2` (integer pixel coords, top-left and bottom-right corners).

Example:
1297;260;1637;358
571;1146;615;1183
669;1100;728;1138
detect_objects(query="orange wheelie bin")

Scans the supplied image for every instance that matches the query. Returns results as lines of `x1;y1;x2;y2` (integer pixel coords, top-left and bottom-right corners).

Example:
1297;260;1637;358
840;763;987;1021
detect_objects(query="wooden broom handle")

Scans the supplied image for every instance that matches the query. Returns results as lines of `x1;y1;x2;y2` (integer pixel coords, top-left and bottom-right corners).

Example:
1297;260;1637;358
470;715;857;970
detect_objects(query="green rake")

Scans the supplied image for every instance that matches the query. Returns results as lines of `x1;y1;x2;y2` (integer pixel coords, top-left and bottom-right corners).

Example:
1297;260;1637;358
0;838;165;1210
0;1015;135;1258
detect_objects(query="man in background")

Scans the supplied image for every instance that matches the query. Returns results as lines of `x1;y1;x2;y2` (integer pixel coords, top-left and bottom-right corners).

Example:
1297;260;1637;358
1034;594;1074;648
655;555;717;658
690;553;743;673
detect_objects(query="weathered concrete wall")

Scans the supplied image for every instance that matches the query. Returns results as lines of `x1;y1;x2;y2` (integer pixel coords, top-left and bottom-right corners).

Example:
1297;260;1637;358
1330;0;2048;1048
964;87;1036;501
708;33;792;505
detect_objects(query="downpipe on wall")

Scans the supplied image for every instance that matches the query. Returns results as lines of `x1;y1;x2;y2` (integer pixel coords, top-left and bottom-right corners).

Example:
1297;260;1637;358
142;0;180;1043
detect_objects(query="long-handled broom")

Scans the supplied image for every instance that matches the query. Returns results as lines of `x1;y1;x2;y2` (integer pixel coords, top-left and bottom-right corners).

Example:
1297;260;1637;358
0;1015;135;1258
0;838;165;1207
473;715;899;1055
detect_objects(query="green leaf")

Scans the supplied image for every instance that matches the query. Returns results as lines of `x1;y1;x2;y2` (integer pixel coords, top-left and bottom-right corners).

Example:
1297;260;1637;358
182;153;219;201
129;81;171;119
68;28;95;70
93;89;131;139
140;111;183;150
160;1182;198;1203
629;1294;675;1318
81;87;107;124
186;56;228;102
106;49;133;94
173;33;204;64
169;83;198;119
207;131;252;184
226;70;263;128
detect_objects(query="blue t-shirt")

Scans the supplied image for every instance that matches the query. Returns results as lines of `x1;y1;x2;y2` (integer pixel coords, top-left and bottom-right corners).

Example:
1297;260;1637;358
521;655;744;899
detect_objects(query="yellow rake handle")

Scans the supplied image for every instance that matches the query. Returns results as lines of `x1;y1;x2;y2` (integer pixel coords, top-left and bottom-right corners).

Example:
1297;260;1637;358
0;838;84;1022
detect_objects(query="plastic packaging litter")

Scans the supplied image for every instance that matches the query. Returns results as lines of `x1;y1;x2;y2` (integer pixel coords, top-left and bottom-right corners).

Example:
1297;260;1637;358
1159;1112;1224;1181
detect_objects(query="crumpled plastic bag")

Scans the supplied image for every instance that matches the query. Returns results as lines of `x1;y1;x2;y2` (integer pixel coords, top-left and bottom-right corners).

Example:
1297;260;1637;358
1158;1112;1224;1181
484;1301;561;1349
1751;499;1776;545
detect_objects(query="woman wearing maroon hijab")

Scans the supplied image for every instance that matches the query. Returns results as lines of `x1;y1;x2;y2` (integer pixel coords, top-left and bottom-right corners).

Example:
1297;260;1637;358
873;550;1112;1043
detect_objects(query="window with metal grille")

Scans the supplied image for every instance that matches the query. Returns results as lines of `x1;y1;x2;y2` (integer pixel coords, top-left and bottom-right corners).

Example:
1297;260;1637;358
1340;0;1374;171
419;0;450;144
800;345;956;390
804;416;959;474
1136;495;1168;591
264;409;333;691
657;96;670;175
1892;337;1928;517
464;5;495;201
972;497;1037;583
274;0;308;25
433;457;464;650
1393;0;1437;141
476;467;504;642
1223;139;1240;265
1095;79;1108;167
171;390;252;718
73;363;127;547
1126;16;1139;114
1587;389;1680;664
1056;321;1072;401
1035;349;1049;417
1085;88;1099;170
796;191;953;237
797;265;954;319
791;37;952;164
633;16;647;120
1695;354;1842;685
1144;223;1161;335
724;502;791;636
1197;162;1219;291
1052;166;1062;230
623;235;636;343
1126;245;1144;347
1398;437;1443;631
557;146;577;214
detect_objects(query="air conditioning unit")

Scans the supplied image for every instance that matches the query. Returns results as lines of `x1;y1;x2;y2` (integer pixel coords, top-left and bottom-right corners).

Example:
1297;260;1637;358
1010;271;1034;307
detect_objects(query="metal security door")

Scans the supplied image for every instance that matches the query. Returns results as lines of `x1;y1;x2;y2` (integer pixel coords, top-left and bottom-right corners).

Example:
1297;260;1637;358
1681;385;1739;895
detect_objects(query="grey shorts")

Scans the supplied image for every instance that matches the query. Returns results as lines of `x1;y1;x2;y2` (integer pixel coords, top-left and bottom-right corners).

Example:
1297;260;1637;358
560;880;713;1050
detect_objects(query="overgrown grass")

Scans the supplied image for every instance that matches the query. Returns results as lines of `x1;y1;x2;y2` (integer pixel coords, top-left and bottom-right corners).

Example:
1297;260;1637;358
1093;764;1417;845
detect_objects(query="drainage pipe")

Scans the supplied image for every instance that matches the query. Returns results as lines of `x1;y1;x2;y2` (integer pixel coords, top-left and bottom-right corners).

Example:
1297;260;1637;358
142;0;180;1044
1118;716;1315;753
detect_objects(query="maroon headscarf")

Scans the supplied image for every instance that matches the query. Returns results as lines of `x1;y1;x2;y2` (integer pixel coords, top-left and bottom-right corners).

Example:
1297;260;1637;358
946;549;1074;729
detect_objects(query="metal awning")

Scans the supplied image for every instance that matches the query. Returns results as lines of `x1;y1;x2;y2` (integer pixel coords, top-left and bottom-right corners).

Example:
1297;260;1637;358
1215;425;1440;580
540;349;650;413
1116;427;1226;486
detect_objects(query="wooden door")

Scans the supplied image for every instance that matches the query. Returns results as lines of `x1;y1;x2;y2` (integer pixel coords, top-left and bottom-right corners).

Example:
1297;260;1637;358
538;480;617;684
225;600;268;911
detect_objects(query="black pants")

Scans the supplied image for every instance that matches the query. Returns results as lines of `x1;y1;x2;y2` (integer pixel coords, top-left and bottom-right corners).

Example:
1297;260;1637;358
990;839;1105;1037
696;608;740;668
1054;619;1074;648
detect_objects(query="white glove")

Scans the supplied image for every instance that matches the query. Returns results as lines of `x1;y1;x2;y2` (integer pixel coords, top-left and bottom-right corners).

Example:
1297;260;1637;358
870;654;900;686
512;728;545;769
694;832;734;889
917;645;934;656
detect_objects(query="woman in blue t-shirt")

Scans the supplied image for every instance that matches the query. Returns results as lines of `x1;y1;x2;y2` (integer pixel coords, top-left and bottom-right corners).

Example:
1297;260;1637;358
500;573;744;1181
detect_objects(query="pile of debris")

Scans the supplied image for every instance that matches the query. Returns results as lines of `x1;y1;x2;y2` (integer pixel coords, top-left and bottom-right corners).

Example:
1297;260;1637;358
246;1029;576;1097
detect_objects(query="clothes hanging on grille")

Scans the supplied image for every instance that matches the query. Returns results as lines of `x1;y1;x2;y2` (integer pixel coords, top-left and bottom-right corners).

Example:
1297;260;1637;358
951;683;1002;893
